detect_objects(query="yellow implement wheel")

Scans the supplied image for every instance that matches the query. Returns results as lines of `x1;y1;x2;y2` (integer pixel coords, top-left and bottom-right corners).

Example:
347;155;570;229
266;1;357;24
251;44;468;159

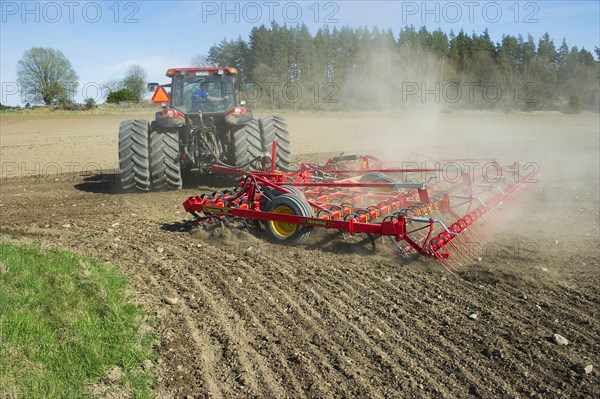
265;194;313;244
270;205;298;238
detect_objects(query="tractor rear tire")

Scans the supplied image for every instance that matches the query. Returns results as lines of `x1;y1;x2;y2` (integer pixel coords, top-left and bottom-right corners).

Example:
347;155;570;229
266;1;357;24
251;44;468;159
118;120;151;191
149;127;183;190
265;193;314;245
259;115;291;171
232;119;262;169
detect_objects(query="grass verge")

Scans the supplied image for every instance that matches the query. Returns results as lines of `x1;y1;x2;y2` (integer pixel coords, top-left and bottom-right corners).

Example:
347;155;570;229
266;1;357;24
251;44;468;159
0;241;155;398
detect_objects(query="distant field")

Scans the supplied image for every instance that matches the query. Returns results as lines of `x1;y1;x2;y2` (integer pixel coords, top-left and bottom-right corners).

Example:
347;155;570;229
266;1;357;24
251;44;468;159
2;108;597;178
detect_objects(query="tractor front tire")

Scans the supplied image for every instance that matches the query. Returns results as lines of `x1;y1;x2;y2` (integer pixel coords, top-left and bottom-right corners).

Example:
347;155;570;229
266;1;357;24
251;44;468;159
265;194;313;245
150;127;183;190
232;119;262;169
259;115;291;171
118;119;151;191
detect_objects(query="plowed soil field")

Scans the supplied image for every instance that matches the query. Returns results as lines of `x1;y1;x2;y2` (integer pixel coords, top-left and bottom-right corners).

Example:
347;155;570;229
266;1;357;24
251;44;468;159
1;111;598;398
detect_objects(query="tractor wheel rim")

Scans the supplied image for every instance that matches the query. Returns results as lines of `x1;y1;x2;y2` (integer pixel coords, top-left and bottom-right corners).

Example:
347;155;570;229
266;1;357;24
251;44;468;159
271;205;297;237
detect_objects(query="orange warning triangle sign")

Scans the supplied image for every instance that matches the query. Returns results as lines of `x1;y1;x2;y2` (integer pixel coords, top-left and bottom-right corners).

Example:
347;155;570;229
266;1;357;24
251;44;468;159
152;86;170;103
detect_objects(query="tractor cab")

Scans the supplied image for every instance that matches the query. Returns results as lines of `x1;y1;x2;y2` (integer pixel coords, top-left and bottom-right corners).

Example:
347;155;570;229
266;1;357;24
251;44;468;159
168;68;237;114
149;67;249;122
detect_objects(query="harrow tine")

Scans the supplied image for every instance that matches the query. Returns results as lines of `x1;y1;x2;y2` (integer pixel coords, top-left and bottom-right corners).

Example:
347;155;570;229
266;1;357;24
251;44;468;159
455;234;480;262
446;239;471;267
460;230;485;260
456;228;474;245
445;256;463;272
455;234;479;264
475;212;495;234
434;252;458;276
473;223;493;244
475;219;492;237
476;222;494;244
387;236;409;258
467;226;487;246
463;227;481;245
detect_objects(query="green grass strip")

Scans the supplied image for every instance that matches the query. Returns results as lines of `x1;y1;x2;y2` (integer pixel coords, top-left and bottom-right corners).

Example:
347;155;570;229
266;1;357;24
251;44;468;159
0;242;155;398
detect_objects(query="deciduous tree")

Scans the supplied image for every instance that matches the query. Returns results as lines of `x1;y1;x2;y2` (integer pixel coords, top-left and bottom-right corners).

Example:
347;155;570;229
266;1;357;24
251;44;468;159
17;47;78;106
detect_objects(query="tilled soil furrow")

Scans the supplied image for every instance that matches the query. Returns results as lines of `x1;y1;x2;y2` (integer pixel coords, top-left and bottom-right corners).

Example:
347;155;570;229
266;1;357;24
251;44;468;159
194;269;341;398
247;252;452;395
147;257;254;398
309;263;527;397
171;238;344;396
197;252;378;398
318;261;599;397
460;268;600;328
178;262;301;398
450;271;600;365
378;276;579;398
238;250;401;396
136;268;225;399
300;270;505;397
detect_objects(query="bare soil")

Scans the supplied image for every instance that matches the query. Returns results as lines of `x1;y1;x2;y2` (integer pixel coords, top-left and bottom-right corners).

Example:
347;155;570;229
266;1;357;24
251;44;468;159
1;111;598;398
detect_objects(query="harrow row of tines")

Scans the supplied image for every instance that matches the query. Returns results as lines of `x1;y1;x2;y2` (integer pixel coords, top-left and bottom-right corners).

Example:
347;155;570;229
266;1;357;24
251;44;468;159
184;155;528;271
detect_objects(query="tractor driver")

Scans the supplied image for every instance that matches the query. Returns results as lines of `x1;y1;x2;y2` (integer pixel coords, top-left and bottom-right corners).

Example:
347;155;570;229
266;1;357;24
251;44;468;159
191;82;228;110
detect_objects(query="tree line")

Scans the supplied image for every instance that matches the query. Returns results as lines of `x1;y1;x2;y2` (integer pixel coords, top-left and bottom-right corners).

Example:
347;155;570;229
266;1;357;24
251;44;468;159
205;24;600;112
11;26;599;113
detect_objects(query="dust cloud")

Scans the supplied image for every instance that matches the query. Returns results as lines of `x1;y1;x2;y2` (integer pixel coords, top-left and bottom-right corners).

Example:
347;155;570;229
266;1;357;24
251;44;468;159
289;41;600;249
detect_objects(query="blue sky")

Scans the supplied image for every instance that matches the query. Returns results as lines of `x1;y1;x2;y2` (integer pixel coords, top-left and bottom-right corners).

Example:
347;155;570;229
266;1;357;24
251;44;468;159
1;0;599;105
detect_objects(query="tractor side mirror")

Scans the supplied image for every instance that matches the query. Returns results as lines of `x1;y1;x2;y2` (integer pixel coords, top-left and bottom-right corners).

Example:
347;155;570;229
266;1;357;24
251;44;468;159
147;83;159;92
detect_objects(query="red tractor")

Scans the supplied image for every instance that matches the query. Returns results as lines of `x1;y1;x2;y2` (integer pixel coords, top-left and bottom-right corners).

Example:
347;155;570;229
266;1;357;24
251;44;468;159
117;67;291;191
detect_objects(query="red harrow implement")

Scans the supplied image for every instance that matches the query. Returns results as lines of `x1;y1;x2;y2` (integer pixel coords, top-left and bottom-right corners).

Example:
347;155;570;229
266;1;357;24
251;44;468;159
183;142;531;272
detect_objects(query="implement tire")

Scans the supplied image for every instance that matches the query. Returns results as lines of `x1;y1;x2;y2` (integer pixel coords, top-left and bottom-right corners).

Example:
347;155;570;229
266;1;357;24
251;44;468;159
150;127;182;190
359;172;386;182
259;115;291;171
265;194;313;245
118;119;151;191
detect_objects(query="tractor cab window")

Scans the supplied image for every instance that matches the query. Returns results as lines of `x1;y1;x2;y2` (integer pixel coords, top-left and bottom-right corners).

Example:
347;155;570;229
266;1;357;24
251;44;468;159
171;75;236;113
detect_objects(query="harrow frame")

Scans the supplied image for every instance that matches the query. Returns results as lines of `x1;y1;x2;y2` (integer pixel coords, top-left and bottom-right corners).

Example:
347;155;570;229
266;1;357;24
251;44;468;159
183;140;530;271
